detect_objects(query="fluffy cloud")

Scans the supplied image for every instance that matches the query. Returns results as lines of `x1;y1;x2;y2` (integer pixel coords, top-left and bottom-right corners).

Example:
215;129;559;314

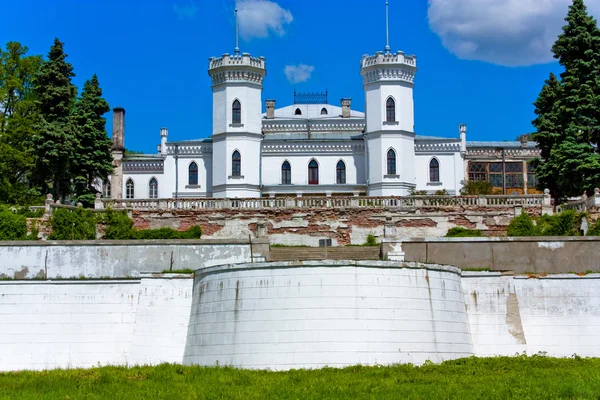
173;2;198;19
284;64;315;84
237;0;293;40
428;0;600;66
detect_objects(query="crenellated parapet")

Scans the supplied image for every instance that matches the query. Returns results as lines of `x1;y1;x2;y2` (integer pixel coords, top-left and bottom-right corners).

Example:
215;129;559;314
208;53;266;87
360;51;418;86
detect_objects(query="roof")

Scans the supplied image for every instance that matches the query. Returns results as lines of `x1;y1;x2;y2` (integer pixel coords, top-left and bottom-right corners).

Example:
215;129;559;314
262;104;364;119
415;135;459;142
263;132;363;141
467;141;537;149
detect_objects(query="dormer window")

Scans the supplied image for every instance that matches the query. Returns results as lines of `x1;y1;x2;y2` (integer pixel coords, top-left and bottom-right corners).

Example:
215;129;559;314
320;108;328;115
295;108;302;116
232;100;241;124
386;97;396;122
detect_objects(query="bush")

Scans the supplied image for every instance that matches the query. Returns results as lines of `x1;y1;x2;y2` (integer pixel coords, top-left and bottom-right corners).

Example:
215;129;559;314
0;210;28;240
507;213;538;237
539;210;582;236
48;208;97;240
460;181;493;195
134;226;202;240
587;219;600;236
445;227;483;237
101;209;135;240
364;234;378;246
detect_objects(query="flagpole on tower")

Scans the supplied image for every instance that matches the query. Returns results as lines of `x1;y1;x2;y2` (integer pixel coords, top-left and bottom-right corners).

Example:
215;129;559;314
235;7;240;55
385;0;391;54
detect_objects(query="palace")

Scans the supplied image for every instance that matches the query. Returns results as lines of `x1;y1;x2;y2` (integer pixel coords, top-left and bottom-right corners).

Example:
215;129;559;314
105;11;541;201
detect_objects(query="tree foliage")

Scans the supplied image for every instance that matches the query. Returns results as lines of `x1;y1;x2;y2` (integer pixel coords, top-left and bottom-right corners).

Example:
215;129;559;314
532;0;600;198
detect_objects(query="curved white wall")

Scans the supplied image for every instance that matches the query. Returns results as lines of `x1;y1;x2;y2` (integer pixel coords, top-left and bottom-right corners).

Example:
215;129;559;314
183;261;474;370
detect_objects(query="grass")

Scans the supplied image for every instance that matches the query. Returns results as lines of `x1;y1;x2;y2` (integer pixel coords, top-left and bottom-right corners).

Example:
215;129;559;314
160;269;195;274
1;356;600;399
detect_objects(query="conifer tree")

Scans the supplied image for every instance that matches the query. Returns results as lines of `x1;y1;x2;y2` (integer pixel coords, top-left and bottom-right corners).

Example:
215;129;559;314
72;74;112;206
532;0;600;198
31;38;78;200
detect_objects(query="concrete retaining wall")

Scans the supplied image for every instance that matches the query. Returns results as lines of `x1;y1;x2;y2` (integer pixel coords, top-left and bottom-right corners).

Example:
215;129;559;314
0;277;193;371
183;261;474;370
388;237;600;274
0;239;269;279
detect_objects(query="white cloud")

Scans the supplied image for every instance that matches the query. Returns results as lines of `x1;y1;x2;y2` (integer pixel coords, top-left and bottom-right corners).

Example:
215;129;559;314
173;2;198;19
428;0;600;67
237;0;293;40
284;64;314;84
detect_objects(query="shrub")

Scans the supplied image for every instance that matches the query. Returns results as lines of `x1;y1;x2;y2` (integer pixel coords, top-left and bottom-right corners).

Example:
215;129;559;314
539;210;582;236
134;226;202;240
445;227;483;238
101;209;135;240
507;213;538;237
48;208;97;240
460;181;493;195
0;210;28;240
435;189;449;196
409;188;428;196
364;234;378;246
587;219;600;236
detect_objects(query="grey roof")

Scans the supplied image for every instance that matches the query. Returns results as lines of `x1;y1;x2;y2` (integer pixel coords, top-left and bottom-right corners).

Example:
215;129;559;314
467;141;537;149
168;138;212;145
415;135;459;141
263;132;363;141
124;154;163;160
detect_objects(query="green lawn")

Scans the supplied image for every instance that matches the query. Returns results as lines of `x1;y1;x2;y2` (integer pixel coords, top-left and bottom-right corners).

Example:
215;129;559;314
1;356;600;399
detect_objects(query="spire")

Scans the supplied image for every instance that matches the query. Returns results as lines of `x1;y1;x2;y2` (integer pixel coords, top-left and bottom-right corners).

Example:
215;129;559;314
235;7;240;55
385;0;391;54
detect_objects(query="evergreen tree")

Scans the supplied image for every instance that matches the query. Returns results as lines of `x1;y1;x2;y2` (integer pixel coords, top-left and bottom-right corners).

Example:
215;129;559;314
31;38;78;200
72;74;112;206
532;0;600;198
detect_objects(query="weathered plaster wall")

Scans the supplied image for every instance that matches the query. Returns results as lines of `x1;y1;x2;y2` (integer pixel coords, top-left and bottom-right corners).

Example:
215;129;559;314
394;237;600;274
462;272;600;358
132;207;529;246
0;277;193;371
0;240;268;279
183;261;474;370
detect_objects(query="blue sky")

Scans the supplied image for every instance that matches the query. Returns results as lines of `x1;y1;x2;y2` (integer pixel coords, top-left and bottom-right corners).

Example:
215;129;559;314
1;0;592;153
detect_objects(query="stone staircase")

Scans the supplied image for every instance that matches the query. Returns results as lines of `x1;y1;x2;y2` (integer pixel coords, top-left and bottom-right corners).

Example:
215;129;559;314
269;246;381;262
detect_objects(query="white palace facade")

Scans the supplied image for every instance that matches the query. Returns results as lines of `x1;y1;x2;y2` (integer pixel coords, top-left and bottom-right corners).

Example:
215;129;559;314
106;35;541;201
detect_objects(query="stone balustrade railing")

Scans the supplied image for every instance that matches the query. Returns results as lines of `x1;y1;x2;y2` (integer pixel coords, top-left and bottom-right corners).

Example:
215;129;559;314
557;188;600;213
94;193;550;211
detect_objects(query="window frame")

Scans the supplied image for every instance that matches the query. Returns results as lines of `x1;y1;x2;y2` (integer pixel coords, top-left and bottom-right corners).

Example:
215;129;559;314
386;149;397;176
232;99;241;124
231;150;241;177
188;162;199;186
281;161;291;185
149;178;158;199
308;159;319;185
336;160;346;184
429;158;440;183
386;97;396;122
126;179;134;199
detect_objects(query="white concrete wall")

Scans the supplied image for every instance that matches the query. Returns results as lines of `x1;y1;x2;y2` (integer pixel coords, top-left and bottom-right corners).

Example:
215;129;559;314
365;82;414;133
414;152;462;194
213;85;262;136
367;133;416;196
183;261;473;370
0;277;193;371
164;154;213;198
463;272;600;358
0;241;256;279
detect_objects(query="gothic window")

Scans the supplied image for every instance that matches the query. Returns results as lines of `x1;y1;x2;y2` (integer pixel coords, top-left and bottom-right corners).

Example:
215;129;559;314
126;179;134;199
188;162;199;186
102;180;111;198
429;158;440;183
386;97;396;122
321;107;328;115
295;108;302;115
232;100;241;124
232;150;241;177
281;161;291;185
308;159;319;185
336;160;346;184
149;178;158;199
387;149;397;175
468;162;487;182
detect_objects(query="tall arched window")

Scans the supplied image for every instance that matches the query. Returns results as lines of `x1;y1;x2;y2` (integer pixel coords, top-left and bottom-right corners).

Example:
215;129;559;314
126;179;134;199
149;178;158;199
295;108;302;115
386;97;396;122
281;161;291;185
336;160;346;184
429;158;440;183
232;150;241;177
308;160;319;185
232;100;241;124
320;107;328;115
387;149;397;175
102;180;111;198
189;162;199;185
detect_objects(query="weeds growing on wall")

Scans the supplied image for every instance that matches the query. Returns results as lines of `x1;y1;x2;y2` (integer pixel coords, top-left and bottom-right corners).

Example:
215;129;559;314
507;210;586;237
48;208;97;240
100;209;135;240
364;234;378;246
445;227;483;238
460;181;493;195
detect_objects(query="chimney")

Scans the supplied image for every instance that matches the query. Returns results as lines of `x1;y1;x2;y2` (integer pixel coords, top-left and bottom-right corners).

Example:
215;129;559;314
160;127;168;155
341;98;351;118
266;100;276;119
520;134;528;149
112;107;125;150
459;124;467;154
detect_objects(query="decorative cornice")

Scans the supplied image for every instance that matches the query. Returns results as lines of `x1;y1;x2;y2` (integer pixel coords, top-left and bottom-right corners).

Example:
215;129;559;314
262;143;365;154
167;145;213;155
123;160;164;173
208;53;266;87
415;142;461;152
361;67;416;85
360;51;417;86
262;121;365;133
466;148;541;158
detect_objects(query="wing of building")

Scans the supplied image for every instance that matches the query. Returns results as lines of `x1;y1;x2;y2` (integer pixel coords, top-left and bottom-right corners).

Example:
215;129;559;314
104;44;541;201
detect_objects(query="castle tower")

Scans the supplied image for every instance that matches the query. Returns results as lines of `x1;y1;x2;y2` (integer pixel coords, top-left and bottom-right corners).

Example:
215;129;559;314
208;9;266;198
362;1;418;196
